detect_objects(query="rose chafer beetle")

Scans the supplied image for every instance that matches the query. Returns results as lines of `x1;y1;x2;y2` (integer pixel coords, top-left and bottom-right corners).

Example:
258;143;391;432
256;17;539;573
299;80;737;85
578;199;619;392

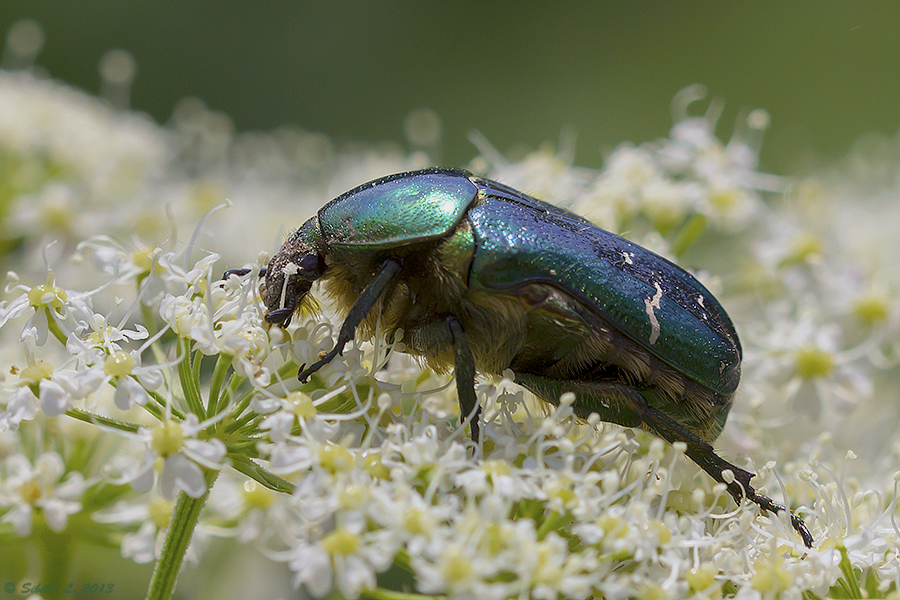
256;167;812;547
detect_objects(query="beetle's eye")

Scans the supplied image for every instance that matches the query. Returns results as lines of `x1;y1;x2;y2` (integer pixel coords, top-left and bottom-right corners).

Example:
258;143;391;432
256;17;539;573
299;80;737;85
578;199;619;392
296;254;321;280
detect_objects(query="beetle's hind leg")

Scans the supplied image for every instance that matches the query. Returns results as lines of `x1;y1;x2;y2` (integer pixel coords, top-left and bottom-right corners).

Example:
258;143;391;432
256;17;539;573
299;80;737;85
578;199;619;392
447;315;481;441
513;373;813;547
638;404;814;548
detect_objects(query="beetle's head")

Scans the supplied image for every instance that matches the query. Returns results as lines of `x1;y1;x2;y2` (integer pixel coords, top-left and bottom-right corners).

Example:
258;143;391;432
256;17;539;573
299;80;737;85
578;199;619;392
264;220;326;328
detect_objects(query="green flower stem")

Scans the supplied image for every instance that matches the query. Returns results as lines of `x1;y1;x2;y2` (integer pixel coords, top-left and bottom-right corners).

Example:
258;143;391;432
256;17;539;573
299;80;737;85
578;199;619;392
225;440;263;455
145;468;219;600
227;413;264;435
536;510;560;540
136;273;159;338
670;213;708;258
177;339;204;416
40;528;74;595
275;361;300;379
146;388;186;421
229;454;294;494
45;308;68;345
103;377;163;421
144;307;170;375
207;354;233;418
392;549;414;573
224;370;243;402
231;378;280;419
225;400;254;430
140;300;158;338
361;588;445;600
225;401;259;433
191;345;203;384
66;408;140;433
836;546;862;599
225;362;297;425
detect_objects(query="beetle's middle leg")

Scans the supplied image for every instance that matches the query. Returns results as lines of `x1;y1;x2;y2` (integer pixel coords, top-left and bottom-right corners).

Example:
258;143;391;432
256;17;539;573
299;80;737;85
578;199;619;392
446;315;481;441
298;258;402;382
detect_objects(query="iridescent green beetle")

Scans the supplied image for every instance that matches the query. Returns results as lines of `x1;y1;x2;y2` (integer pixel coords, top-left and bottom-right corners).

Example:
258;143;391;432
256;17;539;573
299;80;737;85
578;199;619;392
260;168;812;547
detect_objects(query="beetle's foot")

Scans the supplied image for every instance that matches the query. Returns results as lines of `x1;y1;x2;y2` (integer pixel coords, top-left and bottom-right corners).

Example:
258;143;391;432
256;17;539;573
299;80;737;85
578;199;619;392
745;487;814;548
222;268;252;280
265;307;294;325
689;446;814;548
791;511;814;549
297;346;343;382
297;363;318;383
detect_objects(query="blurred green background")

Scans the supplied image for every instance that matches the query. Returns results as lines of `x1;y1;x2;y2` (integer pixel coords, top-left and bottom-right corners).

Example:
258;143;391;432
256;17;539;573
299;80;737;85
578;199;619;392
2;1;899;174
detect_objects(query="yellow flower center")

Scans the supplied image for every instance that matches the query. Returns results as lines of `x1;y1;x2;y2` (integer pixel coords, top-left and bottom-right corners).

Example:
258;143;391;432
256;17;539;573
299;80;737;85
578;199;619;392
104;351;135;377
318;444;355;474
149;499;174;529
288;391;317;419
403;508;430;536
338;484;366;509
481;459;511;478
440;549;473;583
19;361;54;385
20;480;42;504
853;294;888;326
750;559;792;593
151;422;185;456
780;233;822;267
361;452;390;480
794;346;834;379
320;528;360;556
686;564;718;592
27;282;67;309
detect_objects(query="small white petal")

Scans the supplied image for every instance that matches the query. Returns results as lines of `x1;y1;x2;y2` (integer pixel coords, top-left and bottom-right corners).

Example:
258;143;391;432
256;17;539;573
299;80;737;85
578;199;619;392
23;309;49;346
114;376;149;410
41;497;81;531
54;472;87;500
0;386;39;431
38;379;72;417
136;368;163;391
34;452;66;482
123;452;156;493
183;438;226;467
292;548;332;598
1;503;34;536
160;454;206;499
338;555;376;599
122;521;159;564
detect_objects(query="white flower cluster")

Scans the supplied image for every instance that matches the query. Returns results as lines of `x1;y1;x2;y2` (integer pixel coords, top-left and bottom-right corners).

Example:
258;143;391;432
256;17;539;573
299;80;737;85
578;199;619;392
1;71;899;600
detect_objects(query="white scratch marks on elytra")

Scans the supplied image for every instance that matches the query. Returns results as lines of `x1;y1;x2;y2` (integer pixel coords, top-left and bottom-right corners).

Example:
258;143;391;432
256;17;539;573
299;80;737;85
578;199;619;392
645;282;663;345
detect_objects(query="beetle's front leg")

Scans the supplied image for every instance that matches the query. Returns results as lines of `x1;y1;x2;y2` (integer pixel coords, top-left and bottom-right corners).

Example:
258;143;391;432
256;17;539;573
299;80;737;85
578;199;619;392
446;315;481;442
298;258;402;382
222;267;267;280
